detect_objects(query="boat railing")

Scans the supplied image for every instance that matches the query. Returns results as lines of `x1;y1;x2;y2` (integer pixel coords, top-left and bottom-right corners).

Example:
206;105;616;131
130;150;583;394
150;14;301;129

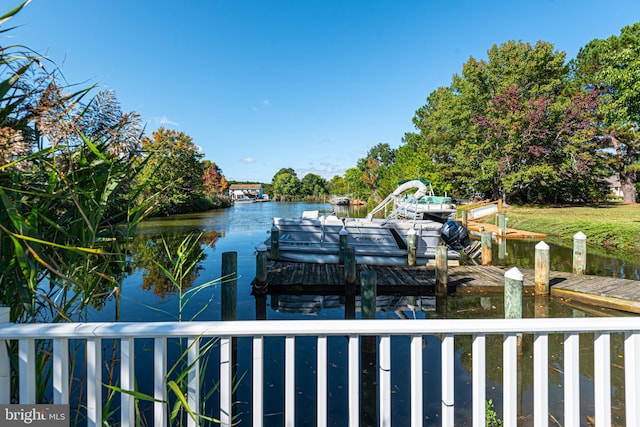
1;315;638;426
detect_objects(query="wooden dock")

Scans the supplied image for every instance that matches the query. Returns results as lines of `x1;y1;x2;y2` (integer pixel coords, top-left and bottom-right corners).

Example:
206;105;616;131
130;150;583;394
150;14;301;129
465;220;547;239
255;261;640;314
458;200;547;239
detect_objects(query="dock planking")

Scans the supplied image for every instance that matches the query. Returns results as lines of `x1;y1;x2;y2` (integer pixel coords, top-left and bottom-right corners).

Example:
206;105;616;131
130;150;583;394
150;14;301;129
256;261;640;314
465;220;547;239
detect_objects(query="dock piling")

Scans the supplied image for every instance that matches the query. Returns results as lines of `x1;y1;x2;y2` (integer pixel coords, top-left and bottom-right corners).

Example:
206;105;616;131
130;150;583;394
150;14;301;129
361;271;377;319
407;228;417;266
505;267;524;319
344;247;357;293
481;232;493;266
497;238;507;260
270;225;280;260
221;251;238;321
498;213;506;237
573;232;587;275
255;244;268;292
535;241;550;295
435;245;448;297
339;228;348;265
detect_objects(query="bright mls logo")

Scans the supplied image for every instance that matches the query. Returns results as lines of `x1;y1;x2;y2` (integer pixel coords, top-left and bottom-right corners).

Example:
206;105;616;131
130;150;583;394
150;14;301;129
0;405;68;426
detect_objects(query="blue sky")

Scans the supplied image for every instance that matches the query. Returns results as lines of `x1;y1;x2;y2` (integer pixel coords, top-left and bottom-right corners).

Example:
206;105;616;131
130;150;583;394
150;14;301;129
9;0;640;183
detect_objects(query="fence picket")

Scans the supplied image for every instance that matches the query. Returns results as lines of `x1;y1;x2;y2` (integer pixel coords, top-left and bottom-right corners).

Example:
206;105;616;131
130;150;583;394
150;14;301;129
0;318;632;426
564;333;580;426
86;338;102;427
534;333;549;427
317;335;328;427
594;332;612;427
154;337;167;427
121;337;135;427
253;336;264;427
472;334;486;427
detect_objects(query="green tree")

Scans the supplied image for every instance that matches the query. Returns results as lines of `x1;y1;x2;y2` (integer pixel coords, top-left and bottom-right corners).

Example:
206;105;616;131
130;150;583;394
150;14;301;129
138;127;210;215
407;40;606;203
327;175;346;195
343;167;367;196
384;134;445;197
300;173;328;196
355;143;396;193
271;168;301;196
572;23;640;203
273;167;296;179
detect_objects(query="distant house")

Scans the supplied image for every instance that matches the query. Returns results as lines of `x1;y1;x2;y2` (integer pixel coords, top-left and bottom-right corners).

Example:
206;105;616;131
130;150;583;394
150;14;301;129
229;183;263;200
606;175;623;197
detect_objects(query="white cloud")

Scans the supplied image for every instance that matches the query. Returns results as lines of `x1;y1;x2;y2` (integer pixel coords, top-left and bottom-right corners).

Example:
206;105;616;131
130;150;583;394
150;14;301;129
251;99;271;112
154;116;179;127
297;160;346;179
241;157;255;164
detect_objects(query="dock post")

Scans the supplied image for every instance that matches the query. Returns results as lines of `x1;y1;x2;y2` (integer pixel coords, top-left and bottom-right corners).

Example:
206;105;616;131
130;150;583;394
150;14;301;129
435;245;448;297
573;232;587;275
504;267;524;319
407;228;417;266
361;271;377;319
462;209;468;227
339;228;348;265
535;241;550;295
344;247;357;294
497;237;507;260
360;270;377;418
498;213;506;237
481;232;492;266
222;252;238;321
255;244;268;291
270;225;280;260
221;252;238;425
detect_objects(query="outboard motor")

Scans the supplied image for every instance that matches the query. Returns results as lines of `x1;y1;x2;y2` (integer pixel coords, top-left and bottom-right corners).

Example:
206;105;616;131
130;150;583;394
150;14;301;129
440;220;471;250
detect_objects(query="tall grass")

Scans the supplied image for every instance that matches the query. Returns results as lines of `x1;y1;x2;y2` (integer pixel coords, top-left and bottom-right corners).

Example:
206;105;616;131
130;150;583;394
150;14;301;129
106;233;226;426
0;1;157;414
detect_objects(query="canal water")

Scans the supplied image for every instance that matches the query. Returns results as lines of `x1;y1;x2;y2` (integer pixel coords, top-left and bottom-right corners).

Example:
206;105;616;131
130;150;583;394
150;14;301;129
89;202;639;426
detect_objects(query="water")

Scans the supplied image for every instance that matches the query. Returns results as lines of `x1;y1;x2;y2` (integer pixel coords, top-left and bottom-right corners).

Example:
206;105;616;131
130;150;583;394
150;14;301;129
90;202;639;425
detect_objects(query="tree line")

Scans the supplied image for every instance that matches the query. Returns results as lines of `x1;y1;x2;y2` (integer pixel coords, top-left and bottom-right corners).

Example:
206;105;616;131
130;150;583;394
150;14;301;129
272;24;640;205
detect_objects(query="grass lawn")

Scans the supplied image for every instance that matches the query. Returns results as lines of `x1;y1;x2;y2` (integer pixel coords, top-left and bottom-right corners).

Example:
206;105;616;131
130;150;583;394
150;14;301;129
503;203;640;253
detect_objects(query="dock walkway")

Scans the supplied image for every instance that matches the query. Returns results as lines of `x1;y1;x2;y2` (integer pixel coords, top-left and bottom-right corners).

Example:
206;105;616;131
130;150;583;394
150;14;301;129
256;261;640;314
465;220;547;239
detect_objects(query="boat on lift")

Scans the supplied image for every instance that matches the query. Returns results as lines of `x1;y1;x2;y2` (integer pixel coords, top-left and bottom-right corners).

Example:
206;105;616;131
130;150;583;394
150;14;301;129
366;179;457;223
264;180;471;265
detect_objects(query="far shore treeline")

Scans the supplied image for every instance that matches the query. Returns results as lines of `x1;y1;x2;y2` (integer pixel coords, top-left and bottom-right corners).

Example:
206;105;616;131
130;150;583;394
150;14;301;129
1;1;640;324
110;21;640;209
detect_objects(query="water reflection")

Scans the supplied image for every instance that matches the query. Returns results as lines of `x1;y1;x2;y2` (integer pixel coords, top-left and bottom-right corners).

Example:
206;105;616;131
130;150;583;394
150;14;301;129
128;230;218;297
492;236;640;280
109;202;640;426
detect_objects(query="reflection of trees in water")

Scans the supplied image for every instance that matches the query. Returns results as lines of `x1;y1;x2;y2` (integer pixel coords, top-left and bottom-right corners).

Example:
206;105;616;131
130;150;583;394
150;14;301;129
444;295;627;424
129;231;218;297
498;239;640;280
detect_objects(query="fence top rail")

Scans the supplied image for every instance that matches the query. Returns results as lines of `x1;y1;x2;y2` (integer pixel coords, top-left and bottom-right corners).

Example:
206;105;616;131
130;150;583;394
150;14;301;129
0;317;639;340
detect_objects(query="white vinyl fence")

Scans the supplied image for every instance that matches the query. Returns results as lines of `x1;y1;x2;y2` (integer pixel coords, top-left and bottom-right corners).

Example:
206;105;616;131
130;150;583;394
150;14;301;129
0;316;639;426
